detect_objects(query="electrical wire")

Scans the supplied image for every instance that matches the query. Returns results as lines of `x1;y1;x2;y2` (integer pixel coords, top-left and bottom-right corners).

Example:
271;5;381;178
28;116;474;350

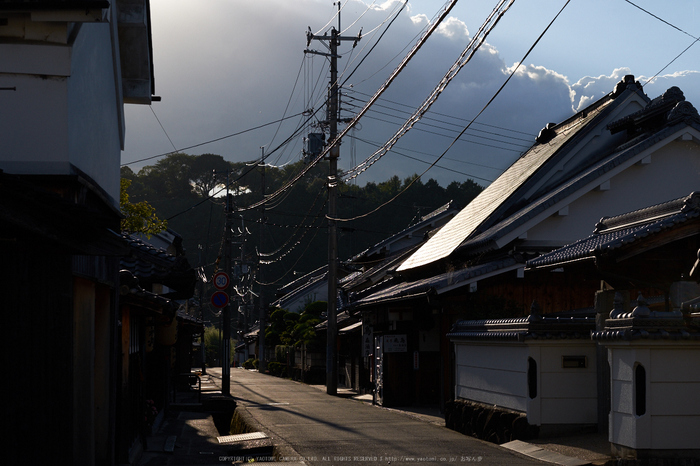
150;106;178;153
340;0;376;34
620;1;700;87
351;135;496;183
255;222;323;286
339;0;408;87
347;88;535;136
259;201;327;265
313;1;347;36
259;185;327;259
332;0;572;222
344;101;531;151
267;56;306;161
237;0;460;213
121;112;305;167
342;0;516;182
352;134;506;173
343;93;534;143
623;0;699;42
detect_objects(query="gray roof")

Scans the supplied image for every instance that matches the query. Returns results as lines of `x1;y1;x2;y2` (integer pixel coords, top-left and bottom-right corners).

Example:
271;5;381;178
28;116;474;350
398;79;643;272
448;308;596;342
459;116;700;256
592;293;700;341
400;80;700;272
352;201;458;262
349;256;519;309
526;192;700;269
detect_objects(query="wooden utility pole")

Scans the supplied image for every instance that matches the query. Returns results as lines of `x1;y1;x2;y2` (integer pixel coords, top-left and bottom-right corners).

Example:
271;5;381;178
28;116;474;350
305;2;360;396
258;147;267;373
222;171;232;395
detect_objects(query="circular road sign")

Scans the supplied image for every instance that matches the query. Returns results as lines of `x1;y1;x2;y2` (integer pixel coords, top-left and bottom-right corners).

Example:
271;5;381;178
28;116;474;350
213;271;230;290
211;291;229;308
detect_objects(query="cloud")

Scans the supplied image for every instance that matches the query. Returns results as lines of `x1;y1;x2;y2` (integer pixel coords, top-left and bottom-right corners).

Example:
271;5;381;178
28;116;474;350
437;17;469;40
123;0;700;189
568;68;700;113
570;67;632;112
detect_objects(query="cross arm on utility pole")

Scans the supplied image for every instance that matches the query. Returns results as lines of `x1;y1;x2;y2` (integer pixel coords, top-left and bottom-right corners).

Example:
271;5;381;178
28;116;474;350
304;3;361;397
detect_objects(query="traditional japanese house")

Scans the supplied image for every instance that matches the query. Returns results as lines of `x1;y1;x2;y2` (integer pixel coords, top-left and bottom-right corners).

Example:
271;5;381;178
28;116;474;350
527;192;700;460
0;1;155;464
351;76;700;410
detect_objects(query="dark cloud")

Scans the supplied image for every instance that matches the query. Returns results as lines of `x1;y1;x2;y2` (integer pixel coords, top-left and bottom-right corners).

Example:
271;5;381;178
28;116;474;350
122;0;700;188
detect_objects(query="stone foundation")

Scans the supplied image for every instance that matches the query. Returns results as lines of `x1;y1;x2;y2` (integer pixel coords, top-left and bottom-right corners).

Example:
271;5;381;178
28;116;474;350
444;399;539;444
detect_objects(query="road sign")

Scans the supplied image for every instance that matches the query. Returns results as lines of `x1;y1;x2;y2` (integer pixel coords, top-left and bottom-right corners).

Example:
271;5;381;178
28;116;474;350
213;271;230;290
211;291;229;308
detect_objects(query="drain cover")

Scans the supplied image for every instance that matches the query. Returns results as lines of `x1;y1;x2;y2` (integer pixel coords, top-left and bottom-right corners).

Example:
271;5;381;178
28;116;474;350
217;432;268;444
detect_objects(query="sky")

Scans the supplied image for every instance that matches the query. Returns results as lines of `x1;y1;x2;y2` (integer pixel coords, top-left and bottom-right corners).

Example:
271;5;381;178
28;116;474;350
121;0;700;188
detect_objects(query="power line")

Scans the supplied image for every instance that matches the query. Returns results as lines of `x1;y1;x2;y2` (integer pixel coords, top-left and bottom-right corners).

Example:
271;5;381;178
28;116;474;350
347;88;535;136
339;0;407;87
623;0;699;42
121;112;305;167
332;0;571;222
237;0;461;213
620;0;700;87
352;135;496;183
342;0;516;182
149;106;178;153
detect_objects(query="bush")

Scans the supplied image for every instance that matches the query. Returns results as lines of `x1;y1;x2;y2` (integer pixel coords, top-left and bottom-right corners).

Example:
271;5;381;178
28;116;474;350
243;358;259;370
275;345;292;363
267;361;286;377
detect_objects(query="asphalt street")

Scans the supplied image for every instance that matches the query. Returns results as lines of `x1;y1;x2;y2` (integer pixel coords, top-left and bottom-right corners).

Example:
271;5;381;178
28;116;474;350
209;367;548;466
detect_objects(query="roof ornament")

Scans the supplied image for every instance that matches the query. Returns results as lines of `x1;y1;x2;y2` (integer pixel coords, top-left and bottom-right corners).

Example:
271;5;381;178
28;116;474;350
661;86;685;103
667;101;700;124
527;300;542;322
631;293;651;318
535;123;557;144
611;74;639;98
681;191;700;213
594;216;610;233
610;292;625;319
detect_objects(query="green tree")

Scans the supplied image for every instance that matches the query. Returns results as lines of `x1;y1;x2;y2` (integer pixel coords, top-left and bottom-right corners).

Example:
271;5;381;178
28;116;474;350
203;325;235;367
120;178;167;236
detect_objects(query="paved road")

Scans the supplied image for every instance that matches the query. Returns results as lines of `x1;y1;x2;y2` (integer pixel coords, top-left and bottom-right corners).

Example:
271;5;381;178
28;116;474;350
209;368;546;466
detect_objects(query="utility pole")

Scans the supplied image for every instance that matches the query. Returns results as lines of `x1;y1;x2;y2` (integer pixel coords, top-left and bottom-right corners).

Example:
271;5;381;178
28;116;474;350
258;147;267;373
222;170;232;395
306;1;360;396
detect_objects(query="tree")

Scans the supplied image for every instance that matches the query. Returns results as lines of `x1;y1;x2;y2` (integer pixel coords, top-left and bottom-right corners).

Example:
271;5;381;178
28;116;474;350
120;178;167;236
203;325;235;367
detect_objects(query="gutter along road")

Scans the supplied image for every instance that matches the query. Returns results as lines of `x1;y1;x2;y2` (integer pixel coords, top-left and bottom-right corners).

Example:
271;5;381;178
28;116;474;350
208;368;547;465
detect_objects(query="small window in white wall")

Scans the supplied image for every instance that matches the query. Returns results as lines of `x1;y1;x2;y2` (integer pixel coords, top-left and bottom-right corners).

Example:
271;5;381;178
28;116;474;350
635;363;646;416
528;357;537;399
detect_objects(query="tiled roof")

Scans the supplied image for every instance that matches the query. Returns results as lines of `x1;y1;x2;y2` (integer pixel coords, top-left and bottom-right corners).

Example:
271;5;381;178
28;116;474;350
447;307;596;342
398;79;637;272
120;233;196;298
348;257;519;309
401;82;700;271
458;117;700;256
592;293;700;341
351;201;458;262
272;266;328;309
526;192;700;269
341;243;421;292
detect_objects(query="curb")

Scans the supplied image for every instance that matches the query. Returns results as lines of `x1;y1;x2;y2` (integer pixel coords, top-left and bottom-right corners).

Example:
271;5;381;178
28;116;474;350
231;403;306;464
